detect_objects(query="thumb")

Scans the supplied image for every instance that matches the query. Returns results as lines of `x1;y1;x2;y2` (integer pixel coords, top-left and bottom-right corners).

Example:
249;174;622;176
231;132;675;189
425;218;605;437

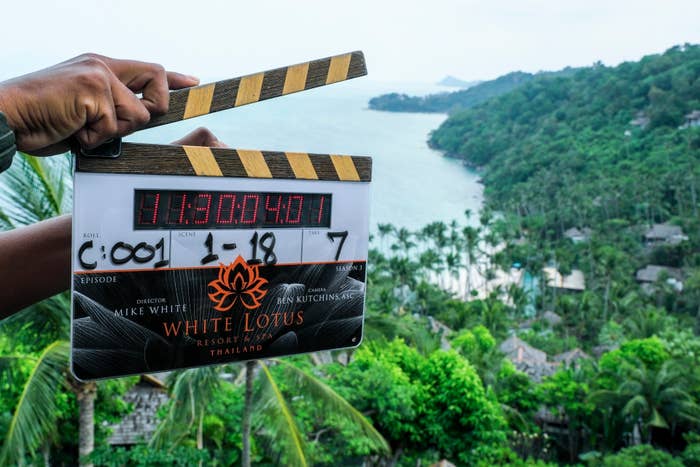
166;71;200;90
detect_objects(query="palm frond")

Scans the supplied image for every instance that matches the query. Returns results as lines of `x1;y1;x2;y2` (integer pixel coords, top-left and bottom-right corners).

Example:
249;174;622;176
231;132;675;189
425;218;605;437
0;208;12;231
272;358;390;455
23;155;62;215
255;360;307;467
622;394;649;419
648;408;669;429
0;152;71;228
0;292;71;342
150;366;222;450
0;340;69;465
500;403;529;432
588;389;621;407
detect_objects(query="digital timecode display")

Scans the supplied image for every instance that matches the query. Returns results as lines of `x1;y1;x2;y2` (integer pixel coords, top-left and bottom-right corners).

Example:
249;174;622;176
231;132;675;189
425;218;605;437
134;190;332;230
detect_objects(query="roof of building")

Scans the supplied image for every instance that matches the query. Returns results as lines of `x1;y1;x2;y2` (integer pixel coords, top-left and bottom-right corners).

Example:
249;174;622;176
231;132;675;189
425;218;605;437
635;264;683;283
519;311;562;331
644;223;686;241
431;460;457;467
553;348;591;364
513;360;558;382
107;376;168;446
428;316;453;336
592;344;619;358
543;267;586;291
542;311;563;326
630;112;650;128
686;110;700;120
564;227;592;240
500;335;547;364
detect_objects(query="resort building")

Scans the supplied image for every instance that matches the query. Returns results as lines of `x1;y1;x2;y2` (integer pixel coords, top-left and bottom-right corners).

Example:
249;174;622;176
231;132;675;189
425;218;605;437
635;264;684;293
644;223;688;246
543;267;586;292
500;335;556;382
563;227;592;243
107;375;169;446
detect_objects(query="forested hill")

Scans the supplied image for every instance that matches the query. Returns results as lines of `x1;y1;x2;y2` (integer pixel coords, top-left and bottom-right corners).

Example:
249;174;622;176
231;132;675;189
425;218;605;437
430;44;700;224
368;69;576;113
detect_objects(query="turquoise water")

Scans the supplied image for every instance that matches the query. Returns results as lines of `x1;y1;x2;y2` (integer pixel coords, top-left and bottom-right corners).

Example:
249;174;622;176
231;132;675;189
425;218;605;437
130;80;483;232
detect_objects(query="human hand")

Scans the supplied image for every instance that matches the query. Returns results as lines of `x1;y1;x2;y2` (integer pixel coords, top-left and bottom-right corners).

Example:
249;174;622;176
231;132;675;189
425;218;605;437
0;54;200;156
170;127;229;148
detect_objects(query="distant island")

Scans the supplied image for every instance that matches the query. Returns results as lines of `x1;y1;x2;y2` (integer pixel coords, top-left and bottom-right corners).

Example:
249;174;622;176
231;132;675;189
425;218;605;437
369;69;577;114
436;75;480;88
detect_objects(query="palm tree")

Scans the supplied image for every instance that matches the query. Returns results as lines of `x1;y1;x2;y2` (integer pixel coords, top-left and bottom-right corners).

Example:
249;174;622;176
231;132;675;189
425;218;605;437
258;359;389;464
242;360;255;467
376;223;395;254
391;227;416;260
591;359;700;444
477;292;510;339
0;341;70;465
153;358;389;465
418;249;444;288
462;225;480;295
150;366;223;455
622;307;674;339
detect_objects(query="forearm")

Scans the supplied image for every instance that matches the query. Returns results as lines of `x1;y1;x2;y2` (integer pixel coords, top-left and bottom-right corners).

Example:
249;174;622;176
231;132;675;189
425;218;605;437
0;215;71;319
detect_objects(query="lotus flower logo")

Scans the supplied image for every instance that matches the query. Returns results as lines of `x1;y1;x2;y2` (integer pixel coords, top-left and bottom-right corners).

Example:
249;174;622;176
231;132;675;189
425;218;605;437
208;256;268;312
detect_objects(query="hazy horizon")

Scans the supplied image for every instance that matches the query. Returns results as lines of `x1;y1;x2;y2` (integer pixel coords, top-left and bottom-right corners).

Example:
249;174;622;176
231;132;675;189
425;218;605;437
2;0;699;84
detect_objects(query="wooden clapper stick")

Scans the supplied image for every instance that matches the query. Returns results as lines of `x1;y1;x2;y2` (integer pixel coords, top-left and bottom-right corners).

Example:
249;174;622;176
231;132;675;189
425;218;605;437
76;51;370;182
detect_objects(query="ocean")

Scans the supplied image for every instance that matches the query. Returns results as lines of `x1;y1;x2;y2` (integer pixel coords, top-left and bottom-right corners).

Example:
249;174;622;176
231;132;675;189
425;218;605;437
129;80;483;233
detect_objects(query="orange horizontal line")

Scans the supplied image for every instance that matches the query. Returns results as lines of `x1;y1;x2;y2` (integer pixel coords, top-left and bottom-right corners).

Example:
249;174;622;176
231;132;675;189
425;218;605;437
73;259;365;275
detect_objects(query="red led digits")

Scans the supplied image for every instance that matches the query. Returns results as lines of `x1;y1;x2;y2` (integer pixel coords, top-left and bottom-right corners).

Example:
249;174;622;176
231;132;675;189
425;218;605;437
285;195;303;224
194;193;212;225
240;194;259;224
216;194;236;224
138;192;160;225
265;194;282;223
178;193;188;224
316;195;325;224
135;190;331;230
163;192;182;225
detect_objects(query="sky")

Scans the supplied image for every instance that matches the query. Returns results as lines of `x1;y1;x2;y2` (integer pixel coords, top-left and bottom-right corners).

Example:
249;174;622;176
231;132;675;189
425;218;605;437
2;0;699;84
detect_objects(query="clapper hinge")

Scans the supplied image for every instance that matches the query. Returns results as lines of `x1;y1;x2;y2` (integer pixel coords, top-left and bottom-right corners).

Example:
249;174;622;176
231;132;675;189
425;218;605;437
78;138;122;158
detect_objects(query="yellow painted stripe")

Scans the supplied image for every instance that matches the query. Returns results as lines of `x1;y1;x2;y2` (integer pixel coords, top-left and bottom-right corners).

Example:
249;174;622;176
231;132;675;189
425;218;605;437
183;84;215;119
326;54;351;84
235;73;265;106
237;150;272;178
283;63;310;95
330;155;360;181
286;152;318;179
183;146;223;176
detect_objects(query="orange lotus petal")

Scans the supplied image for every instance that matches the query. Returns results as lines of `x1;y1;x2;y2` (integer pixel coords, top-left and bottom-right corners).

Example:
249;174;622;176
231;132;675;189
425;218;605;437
219;261;231;285
208;256;268;312
232;271;247;293
247;262;258;283
208;288;236;312
209;278;227;294
240;277;268;309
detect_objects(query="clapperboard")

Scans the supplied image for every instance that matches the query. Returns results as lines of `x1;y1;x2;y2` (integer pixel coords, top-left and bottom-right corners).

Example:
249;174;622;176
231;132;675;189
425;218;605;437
70;52;371;380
